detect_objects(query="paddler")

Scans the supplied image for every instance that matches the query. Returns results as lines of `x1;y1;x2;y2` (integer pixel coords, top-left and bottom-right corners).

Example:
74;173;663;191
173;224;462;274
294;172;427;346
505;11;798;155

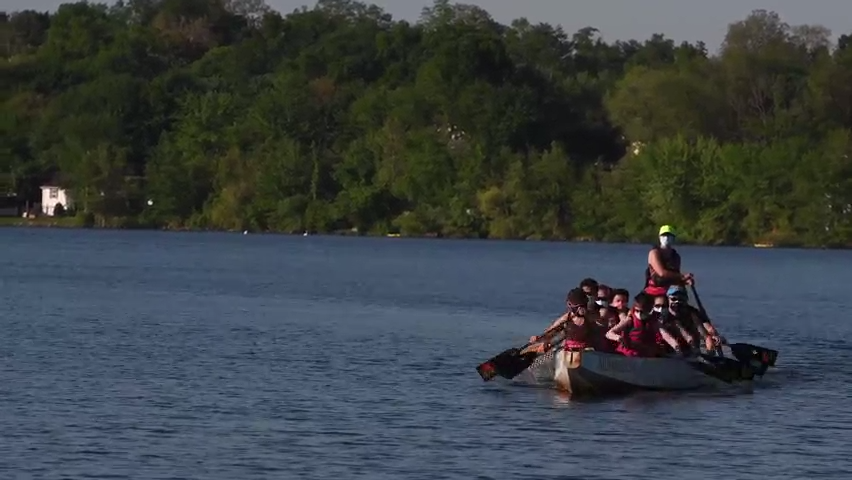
579;278;599;302
594;284;617;325
595;305;620;352
664;285;723;353
595;284;613;307
655;292;696;354
526;288;597;353
606;292;684;357
643;225;693;296
610;288;630;313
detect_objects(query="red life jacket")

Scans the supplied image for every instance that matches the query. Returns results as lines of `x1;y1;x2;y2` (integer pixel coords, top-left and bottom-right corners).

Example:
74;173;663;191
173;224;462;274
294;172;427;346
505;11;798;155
644;246;682;296
618;311;660;357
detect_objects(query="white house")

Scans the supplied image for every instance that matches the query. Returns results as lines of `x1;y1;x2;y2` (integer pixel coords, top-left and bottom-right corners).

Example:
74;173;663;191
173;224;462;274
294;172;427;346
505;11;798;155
40;185;73;216
631;141;645;156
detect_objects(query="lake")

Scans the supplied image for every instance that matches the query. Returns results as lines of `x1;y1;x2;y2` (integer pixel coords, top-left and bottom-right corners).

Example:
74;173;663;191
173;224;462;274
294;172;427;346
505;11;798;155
1;228;851;479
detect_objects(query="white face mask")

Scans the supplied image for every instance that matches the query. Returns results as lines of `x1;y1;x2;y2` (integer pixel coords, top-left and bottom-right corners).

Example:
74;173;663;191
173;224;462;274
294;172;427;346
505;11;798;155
659;235;674;248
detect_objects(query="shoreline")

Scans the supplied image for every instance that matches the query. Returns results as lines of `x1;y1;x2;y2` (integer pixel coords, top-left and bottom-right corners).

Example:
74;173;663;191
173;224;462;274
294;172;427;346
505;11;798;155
2;217;850;251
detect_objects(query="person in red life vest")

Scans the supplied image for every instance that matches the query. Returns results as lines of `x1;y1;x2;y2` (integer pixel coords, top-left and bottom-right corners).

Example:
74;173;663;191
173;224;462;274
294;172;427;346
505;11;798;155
644;225;694;296
526;288;597;353
605;292;683;357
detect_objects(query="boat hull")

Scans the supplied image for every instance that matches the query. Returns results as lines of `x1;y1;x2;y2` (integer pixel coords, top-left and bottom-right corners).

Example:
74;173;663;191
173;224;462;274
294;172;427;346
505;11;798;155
553;349;754;397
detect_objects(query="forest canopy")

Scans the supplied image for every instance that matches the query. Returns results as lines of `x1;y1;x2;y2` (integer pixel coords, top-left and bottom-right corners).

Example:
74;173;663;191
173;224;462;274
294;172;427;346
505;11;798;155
2;0;851;246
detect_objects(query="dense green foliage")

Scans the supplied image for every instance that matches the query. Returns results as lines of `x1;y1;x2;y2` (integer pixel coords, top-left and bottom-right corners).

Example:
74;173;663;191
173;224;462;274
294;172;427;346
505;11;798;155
3;0;851;246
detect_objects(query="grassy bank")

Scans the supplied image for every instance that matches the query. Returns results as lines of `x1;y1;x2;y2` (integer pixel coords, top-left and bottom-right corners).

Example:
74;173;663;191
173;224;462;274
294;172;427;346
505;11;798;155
0;216;80;228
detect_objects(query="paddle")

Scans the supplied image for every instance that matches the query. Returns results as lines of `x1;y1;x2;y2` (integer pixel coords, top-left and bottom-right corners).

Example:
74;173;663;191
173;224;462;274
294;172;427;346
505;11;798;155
687;284;725;356
476;326;564;382
728;342;778;369
688;284;778;370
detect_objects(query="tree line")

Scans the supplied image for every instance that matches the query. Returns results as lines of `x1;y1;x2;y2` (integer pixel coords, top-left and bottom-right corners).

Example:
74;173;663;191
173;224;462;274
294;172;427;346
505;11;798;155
3;0;851;246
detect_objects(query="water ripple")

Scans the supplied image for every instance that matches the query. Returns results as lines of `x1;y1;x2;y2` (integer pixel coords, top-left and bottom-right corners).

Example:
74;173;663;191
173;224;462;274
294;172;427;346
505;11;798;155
1;230;852;478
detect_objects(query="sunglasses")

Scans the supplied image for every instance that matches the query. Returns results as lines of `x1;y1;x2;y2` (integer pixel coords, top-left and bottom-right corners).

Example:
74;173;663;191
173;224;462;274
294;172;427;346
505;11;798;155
568;303;586;314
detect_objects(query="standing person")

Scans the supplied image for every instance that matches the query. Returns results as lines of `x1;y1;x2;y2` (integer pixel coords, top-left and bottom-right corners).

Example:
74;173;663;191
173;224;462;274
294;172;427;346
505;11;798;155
644;225;693;296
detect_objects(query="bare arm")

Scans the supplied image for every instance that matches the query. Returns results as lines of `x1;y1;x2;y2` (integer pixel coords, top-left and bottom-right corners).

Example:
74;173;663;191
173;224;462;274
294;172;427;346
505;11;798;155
606;316;632;342
529;312;570;344
690;307;715;336
672;319;694;343
545;309;590;335
693;315;710;337
648;249;681;279
545;312;570;333
676;324;691;342
523;313;567;353
657;325;682;351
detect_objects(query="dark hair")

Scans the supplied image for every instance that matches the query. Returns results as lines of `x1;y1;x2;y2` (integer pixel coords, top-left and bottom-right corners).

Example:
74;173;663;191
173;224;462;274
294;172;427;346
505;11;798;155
633;292;653;311
597;284;613;300
566;287;588;306
579;278;598;290
613;288;629;299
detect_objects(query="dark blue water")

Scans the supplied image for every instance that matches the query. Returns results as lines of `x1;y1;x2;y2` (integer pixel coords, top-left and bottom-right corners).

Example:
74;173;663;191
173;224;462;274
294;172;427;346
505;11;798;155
2;228;851;479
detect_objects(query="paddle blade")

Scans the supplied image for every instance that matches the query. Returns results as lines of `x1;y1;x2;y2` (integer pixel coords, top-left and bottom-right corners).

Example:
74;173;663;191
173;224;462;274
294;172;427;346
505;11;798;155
728;343;778;375
694;354;755;383
476;347;517;381
476;359;500;381
475;348;540;381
